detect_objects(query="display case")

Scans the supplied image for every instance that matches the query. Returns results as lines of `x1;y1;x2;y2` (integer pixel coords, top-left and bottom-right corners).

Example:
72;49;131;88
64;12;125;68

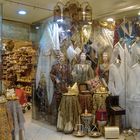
31;2;140;137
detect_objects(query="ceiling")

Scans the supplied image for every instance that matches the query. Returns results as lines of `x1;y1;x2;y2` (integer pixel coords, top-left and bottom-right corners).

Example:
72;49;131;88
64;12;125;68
0;0;140;24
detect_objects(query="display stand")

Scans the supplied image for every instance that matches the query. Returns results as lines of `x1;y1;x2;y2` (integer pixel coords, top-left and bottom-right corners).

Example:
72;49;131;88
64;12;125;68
81;113;93;133
57;94;81;133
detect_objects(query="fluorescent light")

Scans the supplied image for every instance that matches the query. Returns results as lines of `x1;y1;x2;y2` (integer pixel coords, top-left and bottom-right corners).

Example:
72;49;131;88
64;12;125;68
138;11;140;16
107;18;114;22
18;10;27;15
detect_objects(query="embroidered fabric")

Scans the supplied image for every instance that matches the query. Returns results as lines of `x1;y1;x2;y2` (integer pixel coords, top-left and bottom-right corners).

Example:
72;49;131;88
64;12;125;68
0;103;13;140
72;64;94;83
57;95;81;133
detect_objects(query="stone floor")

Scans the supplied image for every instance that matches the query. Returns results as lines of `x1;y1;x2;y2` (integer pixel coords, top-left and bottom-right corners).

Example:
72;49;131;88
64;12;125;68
24;111;140;140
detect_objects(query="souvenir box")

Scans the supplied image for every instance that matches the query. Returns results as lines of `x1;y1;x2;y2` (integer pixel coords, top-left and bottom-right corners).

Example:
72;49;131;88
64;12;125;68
104;126;119;139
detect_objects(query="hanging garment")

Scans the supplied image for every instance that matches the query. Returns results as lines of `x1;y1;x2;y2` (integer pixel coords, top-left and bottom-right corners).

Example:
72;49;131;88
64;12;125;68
127;62;140;129
36;21;60;105
72;64;94;83
108;63;123;96
118;21;136;46
128;63;140;99
130;42;140;66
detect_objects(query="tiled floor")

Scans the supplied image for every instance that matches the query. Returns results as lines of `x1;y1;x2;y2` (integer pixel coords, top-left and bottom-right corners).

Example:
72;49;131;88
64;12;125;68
24;111;140;140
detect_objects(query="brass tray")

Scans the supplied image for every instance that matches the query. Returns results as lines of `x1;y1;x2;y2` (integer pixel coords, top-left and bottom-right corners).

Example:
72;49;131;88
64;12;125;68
88;131;102;138
73;131;86;137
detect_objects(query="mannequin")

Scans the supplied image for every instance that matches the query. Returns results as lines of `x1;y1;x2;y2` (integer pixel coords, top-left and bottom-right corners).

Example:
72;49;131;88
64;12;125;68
108;56;123;96
72;52;94;83
98;52;110;85
50;53;72;125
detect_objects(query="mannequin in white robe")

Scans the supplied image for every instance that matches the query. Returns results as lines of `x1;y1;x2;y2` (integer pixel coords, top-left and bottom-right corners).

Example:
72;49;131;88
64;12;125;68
108;62;123;96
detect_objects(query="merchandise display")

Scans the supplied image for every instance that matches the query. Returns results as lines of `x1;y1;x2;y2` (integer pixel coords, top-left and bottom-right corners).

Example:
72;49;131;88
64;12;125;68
33;1;140;137
1;0;140;139
2;40;36;97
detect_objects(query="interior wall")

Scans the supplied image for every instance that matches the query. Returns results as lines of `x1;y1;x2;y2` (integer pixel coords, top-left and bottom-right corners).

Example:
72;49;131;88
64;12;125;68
2;19;31;41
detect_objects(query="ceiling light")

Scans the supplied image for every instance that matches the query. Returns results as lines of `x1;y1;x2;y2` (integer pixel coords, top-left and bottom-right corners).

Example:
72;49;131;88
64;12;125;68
88;22;92;25
35;26;39;30
82;11;86;14
18;10;27;15
138;11;140;16
107;18;114;22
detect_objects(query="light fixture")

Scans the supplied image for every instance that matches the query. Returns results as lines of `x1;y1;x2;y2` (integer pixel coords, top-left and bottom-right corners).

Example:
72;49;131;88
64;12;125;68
35;26;39;30
67;29;71;32
82;11;86;14
107;18;114;22
138;11;140;16
88;22;92;25
18;10;27;15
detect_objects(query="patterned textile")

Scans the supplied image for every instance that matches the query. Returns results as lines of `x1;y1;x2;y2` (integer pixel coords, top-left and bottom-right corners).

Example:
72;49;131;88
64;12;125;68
92;93;108;114
0;103;13;140
50;62;72;124
57;95;81;133
78;94;93;113
72;64;94;83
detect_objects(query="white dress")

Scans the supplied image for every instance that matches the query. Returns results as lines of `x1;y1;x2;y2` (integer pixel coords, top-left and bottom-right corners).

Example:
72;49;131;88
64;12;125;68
108;63;123;96
36;21;60;105
109;42;126;107
127;63;140;129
